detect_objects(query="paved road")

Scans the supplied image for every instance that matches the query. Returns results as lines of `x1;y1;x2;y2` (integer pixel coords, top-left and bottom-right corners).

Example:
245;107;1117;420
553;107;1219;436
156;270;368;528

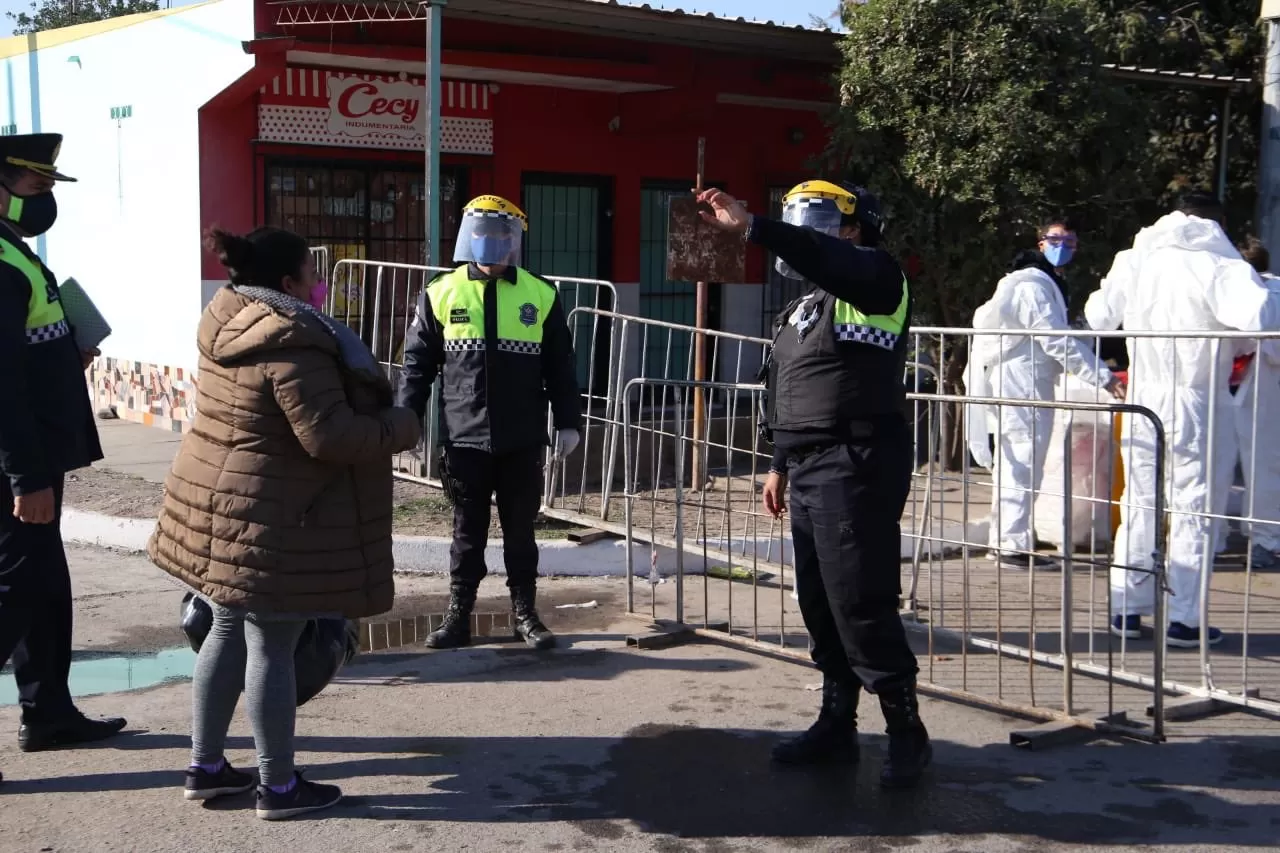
0;547;1276;852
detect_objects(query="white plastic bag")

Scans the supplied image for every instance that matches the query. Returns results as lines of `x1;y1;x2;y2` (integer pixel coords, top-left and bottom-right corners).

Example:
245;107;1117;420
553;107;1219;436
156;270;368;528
1033;377;1116;551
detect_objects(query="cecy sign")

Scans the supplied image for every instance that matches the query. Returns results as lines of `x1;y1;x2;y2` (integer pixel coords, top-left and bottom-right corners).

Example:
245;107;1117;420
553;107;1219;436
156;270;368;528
326;77;424;140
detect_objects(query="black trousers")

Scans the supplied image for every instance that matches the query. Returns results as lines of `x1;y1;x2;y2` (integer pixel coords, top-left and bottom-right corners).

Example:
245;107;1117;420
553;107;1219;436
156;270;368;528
0;475;76;723
786;426;919;693
446;446;544;590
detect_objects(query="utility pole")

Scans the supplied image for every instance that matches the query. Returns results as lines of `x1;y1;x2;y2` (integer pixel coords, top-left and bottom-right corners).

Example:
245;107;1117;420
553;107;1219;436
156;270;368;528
423;0;446;267
691;137;708;492
1257;2;1280;257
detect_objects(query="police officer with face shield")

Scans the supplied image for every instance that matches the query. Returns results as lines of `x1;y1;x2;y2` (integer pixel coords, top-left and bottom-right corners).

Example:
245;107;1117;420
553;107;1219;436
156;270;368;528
399;195;582;651
698;181;930;789
0;135;127;783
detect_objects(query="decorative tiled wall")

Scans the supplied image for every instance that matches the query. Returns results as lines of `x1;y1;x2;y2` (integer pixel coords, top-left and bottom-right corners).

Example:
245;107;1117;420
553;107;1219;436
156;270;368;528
87;358;196;434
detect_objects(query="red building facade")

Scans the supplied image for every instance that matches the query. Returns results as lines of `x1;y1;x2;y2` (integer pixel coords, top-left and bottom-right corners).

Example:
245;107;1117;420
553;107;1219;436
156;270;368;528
198;0;841;341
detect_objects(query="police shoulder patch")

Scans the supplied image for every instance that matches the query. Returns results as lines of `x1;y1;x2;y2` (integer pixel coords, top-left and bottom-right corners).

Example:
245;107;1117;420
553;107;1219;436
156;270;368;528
450;307;470;324
518;302;538;327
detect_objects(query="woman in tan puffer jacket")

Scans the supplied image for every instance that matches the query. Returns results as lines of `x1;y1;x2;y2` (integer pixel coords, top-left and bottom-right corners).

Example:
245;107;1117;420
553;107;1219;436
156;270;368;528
148;226;419;820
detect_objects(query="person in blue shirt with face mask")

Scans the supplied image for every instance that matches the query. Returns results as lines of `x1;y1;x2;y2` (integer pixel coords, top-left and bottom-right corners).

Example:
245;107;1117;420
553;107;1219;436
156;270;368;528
969;218;1123;571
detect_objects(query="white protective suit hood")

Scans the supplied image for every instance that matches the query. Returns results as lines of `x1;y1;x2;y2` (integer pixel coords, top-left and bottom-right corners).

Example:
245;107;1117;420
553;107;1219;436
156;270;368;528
964;265;1110;468
1133;211;1240;259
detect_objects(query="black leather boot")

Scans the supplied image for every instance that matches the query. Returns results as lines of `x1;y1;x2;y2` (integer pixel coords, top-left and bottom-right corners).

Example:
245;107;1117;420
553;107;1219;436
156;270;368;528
18;713;127;752
511;585;556;650
771;677;860;765
425;583;476;649
878;682;932;789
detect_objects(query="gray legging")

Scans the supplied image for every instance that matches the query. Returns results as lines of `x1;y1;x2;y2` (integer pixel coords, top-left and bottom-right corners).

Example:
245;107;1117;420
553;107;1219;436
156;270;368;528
190;603;308;787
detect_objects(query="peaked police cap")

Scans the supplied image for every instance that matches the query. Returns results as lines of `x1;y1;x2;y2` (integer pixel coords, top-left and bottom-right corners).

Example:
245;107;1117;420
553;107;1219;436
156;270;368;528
0;133;76;182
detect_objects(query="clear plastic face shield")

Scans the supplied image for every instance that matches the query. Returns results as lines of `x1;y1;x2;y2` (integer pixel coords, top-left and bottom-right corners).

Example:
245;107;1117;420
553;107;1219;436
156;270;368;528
453;211;523;267
776;196;844;280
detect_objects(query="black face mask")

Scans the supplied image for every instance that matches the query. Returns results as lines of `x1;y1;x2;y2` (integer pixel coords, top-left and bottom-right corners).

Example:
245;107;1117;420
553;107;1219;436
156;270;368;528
3;189;57;236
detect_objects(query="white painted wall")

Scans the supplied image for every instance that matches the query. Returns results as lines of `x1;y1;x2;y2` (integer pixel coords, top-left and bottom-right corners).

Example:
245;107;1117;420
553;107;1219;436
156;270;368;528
0;0;254;370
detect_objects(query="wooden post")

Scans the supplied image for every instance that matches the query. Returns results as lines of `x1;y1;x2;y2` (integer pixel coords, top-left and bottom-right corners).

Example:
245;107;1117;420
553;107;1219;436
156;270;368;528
691;137;708;492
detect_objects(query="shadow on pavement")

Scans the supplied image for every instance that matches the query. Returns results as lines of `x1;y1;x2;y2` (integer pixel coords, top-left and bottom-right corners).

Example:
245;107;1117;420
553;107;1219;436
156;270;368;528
10;727;1279;847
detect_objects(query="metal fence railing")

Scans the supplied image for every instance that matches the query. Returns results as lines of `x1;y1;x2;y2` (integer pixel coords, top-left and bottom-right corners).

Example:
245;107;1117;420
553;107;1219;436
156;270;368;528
321;259;616;484
315;252;1280;735
619;377;1172;744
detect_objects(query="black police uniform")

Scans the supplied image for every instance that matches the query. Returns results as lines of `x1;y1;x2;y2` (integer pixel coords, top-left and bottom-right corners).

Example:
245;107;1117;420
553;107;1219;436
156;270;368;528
399;262;582;649
0;135;125;771
751;206;931;788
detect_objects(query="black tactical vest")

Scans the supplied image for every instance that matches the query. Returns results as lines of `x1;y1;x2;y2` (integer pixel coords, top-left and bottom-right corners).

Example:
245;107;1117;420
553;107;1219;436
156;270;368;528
762;287;911;438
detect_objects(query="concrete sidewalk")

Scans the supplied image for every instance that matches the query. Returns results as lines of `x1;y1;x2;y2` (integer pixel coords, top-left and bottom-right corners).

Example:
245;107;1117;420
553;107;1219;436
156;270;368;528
1;546;1276;853
71;421;987;572
92;418;182;485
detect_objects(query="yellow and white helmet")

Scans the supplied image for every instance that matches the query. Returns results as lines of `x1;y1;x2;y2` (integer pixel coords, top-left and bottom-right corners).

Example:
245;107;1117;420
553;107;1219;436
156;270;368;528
777;180;864;280
781;180;858;233
454;194;528;266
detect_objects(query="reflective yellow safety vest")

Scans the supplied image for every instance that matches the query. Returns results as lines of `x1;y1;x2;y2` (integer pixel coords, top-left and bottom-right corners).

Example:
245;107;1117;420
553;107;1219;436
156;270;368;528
0;217;68;345
831;277;910;352
426;265;556;355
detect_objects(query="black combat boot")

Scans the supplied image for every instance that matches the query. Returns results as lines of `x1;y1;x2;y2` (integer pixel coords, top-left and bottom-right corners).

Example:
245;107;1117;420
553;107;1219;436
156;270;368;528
878;682;932;789
771;677;860;765
510;585;556;650
425;583;476;649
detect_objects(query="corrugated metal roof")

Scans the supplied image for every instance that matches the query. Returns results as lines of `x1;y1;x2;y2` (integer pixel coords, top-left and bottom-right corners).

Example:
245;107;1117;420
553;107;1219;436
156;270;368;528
583;1;838;35
270;0;842;59
1100;64;1254;88
445;0;841;59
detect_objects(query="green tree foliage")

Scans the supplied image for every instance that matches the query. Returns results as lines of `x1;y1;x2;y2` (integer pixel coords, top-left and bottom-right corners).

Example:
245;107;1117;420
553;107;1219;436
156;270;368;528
831;0;1264;465
1094;2;1263;232
8;0;160;35
832;0;1262;327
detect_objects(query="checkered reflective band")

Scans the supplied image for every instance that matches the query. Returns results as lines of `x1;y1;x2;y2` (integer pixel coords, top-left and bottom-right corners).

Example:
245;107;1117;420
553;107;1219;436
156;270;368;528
444;339;485;353
26;318;70;344
496;339;541;355
834;323;898;352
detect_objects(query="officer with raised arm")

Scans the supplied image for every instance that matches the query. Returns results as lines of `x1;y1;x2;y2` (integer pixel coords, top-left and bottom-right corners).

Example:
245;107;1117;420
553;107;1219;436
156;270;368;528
698;180;930;789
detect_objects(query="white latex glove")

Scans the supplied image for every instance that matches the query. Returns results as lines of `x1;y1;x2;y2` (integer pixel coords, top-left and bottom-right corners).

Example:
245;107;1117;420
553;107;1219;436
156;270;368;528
554;428;581;460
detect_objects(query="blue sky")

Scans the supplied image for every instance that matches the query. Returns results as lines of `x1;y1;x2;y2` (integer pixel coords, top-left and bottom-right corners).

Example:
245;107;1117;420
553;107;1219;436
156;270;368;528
650;0;841;27
2;0;842;37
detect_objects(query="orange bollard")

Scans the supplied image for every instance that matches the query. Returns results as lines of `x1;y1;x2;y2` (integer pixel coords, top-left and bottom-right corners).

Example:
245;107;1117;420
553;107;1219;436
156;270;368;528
1109;369;1128;537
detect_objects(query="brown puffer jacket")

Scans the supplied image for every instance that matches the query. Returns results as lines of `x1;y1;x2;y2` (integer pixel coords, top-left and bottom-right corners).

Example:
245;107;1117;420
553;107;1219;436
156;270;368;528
148;286;421;618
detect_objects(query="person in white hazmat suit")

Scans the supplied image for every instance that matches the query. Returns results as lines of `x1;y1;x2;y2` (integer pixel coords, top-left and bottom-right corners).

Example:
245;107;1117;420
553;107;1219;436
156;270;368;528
966;221;1123;570
1085;192;1280;648
1224;238;1280;567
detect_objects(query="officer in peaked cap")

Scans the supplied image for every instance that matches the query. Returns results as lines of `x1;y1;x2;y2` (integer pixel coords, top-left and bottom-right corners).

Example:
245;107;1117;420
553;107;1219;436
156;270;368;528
0;133;78;182
0;133;126;785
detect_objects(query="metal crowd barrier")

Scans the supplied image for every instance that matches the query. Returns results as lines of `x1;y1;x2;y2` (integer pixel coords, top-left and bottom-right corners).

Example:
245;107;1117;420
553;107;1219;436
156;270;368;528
322;258;616;484
316;252;1280;735
310;246;331;286
619;377;1171;745
911;325;1280;725
540;307;941;548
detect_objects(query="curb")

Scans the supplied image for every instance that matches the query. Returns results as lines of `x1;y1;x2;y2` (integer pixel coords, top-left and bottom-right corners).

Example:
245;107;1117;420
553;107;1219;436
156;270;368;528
63;508;993;577
61;507;671;577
